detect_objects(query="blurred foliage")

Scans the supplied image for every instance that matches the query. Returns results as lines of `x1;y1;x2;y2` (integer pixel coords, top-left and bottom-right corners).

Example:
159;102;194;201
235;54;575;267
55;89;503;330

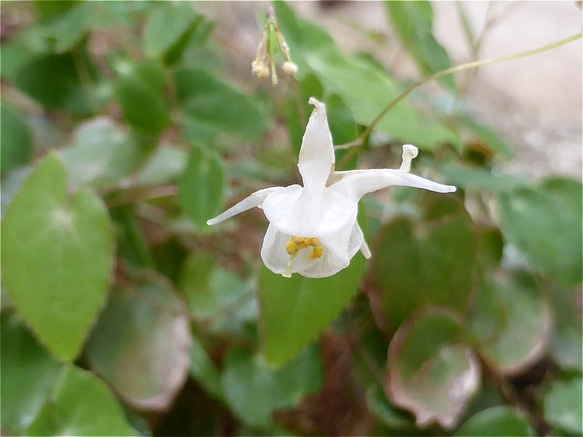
1;1;581;436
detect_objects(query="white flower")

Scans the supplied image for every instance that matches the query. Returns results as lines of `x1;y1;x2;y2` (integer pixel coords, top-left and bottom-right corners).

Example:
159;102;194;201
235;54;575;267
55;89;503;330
207;98;456;278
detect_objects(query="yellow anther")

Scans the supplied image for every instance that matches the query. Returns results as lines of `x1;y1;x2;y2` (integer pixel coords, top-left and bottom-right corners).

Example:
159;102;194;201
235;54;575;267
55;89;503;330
283;236;324;277
286;236;324;258
286;240;297;255
311;246;324;259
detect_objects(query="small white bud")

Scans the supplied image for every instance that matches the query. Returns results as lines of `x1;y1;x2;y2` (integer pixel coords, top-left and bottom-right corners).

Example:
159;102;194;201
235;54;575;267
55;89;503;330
252;60;269;79
282;61;298;76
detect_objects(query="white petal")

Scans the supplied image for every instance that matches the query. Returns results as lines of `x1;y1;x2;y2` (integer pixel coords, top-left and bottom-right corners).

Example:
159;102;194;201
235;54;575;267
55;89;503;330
262;185;357;237
260;221;364;278
260;224;321;276
360;237;372;259
207;186;282;226
300;223;363;278
330;169;456;201
297;98;335;190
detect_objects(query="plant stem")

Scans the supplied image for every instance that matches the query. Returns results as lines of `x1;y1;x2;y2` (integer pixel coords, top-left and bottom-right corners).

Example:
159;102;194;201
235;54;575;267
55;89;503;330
334;32;582;151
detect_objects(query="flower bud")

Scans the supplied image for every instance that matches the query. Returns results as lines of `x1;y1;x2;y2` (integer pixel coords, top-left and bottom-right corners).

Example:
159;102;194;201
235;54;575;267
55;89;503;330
283;61;298;76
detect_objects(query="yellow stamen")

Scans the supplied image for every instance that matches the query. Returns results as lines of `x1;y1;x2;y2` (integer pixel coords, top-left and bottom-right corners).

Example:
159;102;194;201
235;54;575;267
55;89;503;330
283;236;324;277
311;246;324;259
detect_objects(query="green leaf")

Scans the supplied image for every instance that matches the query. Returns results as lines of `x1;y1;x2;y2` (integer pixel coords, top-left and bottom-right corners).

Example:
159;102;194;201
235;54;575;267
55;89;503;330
12;53;97;115
136;146;188;187
179;252;257;337
475;224;504;273
0;35;41;82
2;154;115;361
1;313;63;435
162;15;209;66
285;73;324;155
260;254;366;367
34;0;80;21
273;2;459;150
457;114;513;159
326;93;360;169
27;366;137;436
222;345;323;428
498;178;582;287
40;2;94;53
189;335;223;401
109;205;155;270
385;1;456;92
370;194;476;333
366;384;415;430
143;2;197;58
386;307;480;429
0;101;33;174
543;375;583;435
473;273;551;375
86;276;191;410
454;406;533;436
438;161;530;192
175;68;267;142
1;167;32;217
548;284;582;371
115;61;170;135
178;146;224;228
179;252;249;318
60;117;151;189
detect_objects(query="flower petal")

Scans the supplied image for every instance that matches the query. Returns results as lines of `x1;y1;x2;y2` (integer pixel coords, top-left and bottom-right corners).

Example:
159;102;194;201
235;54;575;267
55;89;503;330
330;169;456;201
262;185;357;237
260;224;320;276
261;221;364;278
297;98;335;190
207;186;282;226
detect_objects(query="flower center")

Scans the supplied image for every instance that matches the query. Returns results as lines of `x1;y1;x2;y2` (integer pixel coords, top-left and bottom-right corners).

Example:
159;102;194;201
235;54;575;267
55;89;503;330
283;236;324;277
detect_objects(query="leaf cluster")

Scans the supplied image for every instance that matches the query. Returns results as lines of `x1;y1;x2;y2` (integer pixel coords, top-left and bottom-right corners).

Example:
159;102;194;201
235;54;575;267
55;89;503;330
1;2;581;436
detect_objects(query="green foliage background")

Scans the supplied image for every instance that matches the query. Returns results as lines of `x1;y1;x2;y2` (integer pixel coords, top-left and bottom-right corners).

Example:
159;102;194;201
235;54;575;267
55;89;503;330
1;1;581;436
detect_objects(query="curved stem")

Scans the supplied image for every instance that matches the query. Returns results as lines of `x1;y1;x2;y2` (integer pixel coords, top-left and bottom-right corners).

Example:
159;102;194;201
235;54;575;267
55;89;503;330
335;32;582;151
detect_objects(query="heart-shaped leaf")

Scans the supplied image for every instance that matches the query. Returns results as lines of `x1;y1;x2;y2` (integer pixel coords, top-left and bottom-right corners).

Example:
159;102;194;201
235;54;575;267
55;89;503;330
2;154;115;361
222;345;323;429
86;276;191;410
454;406;533;436
385;307;480;429
1;312;63;434
27;366;137;436
369;195;476;333
260;254;366;367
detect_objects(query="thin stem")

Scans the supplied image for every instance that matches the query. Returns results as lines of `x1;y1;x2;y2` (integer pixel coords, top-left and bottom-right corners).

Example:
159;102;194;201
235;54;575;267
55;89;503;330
335;32;582;151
